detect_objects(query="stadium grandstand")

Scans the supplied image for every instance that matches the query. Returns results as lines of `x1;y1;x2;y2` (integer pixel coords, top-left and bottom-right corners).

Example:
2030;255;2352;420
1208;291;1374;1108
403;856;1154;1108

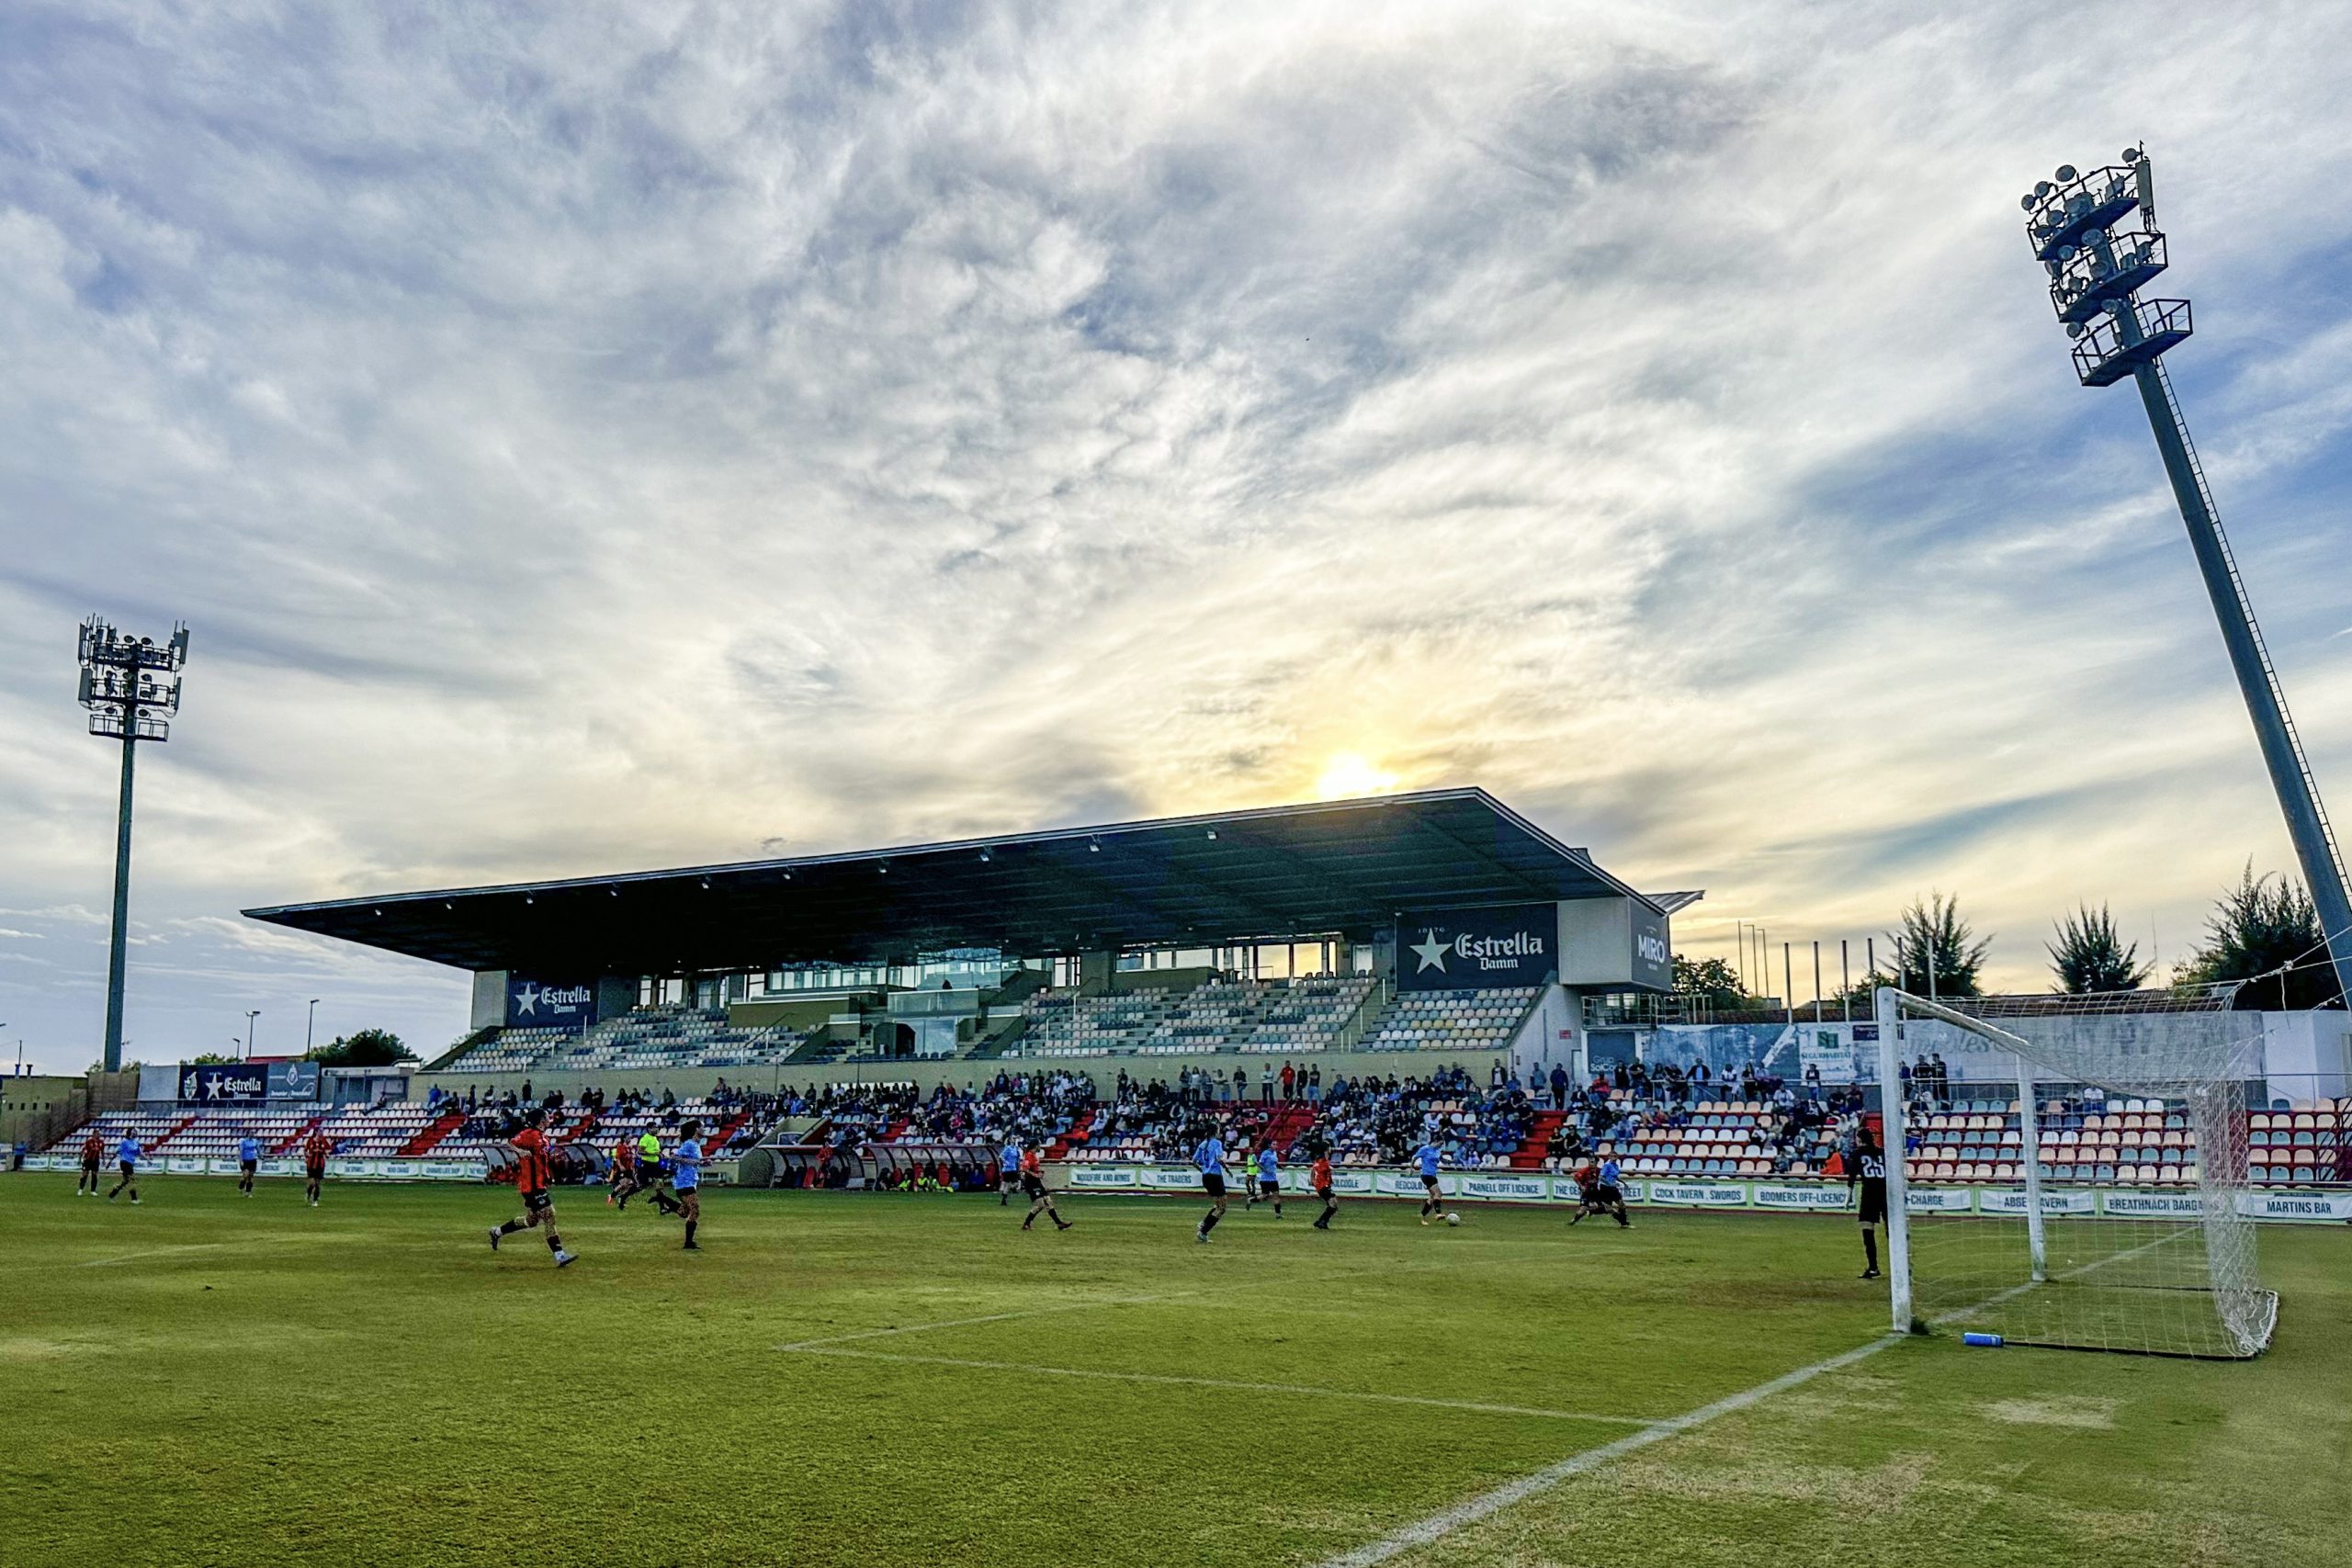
19;789;2344;1206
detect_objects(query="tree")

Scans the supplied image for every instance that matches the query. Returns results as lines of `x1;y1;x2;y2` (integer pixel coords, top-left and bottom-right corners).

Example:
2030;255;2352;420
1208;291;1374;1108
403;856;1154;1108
2047;903;2150;994
187;1051;238;1066
307;1028;416;1068
1672;953;1750;1007
1883;892;1990;998
2176;863;2342;1010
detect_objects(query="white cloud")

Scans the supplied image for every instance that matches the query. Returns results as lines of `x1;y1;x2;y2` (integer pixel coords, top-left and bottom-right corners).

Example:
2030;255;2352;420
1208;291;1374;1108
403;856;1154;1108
2;1;2350;1068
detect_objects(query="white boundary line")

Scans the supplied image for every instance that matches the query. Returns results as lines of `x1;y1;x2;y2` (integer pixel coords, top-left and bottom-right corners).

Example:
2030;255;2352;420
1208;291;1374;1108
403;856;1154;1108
1318;1224;2214;1567
773;1292;1187;1351
780;1346;1657;1425
1313;1333;1905;1568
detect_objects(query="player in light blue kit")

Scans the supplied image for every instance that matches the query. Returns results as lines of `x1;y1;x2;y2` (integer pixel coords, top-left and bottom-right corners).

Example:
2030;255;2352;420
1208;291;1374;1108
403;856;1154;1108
237;1134;261;1196
1413;1140;1445;1225
673;1120;705;1251
107;1132;143;1204
1245;1143;1282;1217
1193;1130;1229;1243
998;1138;1022;1207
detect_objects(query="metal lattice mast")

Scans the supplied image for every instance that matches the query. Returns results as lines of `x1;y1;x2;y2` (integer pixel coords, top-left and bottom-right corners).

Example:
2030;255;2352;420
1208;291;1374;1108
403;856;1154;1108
76;616;191;1071
2023;151;2352;1006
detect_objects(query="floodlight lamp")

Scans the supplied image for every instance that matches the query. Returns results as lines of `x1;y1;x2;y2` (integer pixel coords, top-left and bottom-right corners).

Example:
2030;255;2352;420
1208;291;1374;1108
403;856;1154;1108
2065;321;2086;339
2020;194;2036;211
2056;164;2077;181
2035;180;2052;197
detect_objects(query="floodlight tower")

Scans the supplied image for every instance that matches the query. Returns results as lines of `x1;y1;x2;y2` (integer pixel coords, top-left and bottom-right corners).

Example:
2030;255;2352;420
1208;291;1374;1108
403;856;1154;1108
76;615;192;1072
2023;150;2352;1007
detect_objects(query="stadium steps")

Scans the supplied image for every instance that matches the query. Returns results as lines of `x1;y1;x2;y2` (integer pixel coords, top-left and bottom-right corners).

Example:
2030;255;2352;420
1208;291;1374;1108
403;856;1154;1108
786;1034;849;1066
1510;1111;1568;1169
964;1014;1030;1060
424;1027;497;1073
146;1114;200;1152
400;1111;469;1156
266;1117;324;1156
1046;1109;1109;1160
1262;1103;1317;1155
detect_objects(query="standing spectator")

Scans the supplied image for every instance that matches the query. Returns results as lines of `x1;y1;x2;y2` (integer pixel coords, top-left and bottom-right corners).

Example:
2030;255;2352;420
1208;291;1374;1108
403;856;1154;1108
1279;1062;1296;1102
1549;1063;1569;1111
1306;1065;1322;1103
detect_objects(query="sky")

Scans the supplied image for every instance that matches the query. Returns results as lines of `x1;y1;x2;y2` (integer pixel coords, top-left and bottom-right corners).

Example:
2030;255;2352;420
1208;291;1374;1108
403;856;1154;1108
4;1;2350;1075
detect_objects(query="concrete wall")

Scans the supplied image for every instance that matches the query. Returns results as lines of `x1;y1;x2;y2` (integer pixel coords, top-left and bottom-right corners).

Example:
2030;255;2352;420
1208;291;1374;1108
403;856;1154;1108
469;970;508;1031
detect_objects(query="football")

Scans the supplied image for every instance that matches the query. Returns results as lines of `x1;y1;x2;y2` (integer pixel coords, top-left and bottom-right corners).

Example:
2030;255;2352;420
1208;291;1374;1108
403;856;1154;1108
1445;1212;1462;1226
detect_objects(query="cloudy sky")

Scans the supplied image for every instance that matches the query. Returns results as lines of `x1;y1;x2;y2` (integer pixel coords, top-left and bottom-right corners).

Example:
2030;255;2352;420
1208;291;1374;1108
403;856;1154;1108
4;1;2349;1074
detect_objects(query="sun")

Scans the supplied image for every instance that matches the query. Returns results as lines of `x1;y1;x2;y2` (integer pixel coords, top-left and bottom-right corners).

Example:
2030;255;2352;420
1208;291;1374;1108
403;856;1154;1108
1314;752;1400;800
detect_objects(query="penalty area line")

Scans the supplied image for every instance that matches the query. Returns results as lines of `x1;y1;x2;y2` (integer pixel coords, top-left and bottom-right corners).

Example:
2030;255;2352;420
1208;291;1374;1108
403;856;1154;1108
1312;1333;1906;1568
1319;1230;2203;1567
778;1347;1657;1426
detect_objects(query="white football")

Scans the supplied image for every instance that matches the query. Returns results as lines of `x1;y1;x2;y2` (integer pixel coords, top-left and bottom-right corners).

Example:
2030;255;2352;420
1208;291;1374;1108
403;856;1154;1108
1445;1212;1463;1226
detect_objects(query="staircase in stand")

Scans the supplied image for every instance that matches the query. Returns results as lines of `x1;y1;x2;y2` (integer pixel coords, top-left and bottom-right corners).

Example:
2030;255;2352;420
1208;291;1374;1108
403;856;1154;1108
146;1114;199;1152
1510;1110;1569;1169
1046;1109;1109;1160
1262;1102;1319;1155
401;1111;469;1156
266;1117;322;1156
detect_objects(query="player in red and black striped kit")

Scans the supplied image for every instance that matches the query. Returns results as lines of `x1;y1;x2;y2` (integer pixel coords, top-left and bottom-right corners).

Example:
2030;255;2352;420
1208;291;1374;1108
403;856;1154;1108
487;1109;576;1267
77;1131;105;1196
302;1127;334;1207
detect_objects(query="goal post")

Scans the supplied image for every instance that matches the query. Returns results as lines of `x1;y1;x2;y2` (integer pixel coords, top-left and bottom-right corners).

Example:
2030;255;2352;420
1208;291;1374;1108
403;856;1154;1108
1873;985;2276;1359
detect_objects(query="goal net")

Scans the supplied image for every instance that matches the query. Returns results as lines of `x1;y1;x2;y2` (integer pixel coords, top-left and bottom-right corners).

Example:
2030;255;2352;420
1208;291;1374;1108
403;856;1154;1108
1873;987;2276;1359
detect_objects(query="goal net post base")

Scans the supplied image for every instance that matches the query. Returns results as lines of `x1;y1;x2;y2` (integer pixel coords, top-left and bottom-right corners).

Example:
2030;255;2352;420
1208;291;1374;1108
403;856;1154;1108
1872;986;2275;1359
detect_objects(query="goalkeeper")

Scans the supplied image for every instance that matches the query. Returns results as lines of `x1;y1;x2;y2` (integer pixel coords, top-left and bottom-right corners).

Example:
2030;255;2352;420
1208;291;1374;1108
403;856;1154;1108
1849;1124;1889;1280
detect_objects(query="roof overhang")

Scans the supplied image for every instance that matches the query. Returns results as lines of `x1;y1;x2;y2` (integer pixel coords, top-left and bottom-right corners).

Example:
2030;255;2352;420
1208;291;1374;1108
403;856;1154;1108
243;787;1668;976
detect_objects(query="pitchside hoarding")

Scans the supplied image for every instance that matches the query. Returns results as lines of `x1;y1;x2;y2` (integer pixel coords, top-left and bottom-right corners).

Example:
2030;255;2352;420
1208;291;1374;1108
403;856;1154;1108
505;976;599;1032
1398;904;1557;992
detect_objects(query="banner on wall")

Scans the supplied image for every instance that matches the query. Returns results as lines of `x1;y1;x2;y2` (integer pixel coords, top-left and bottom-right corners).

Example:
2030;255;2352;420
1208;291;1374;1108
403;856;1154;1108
177;1063;266;1104
2236;1189;2352;1222
1459;1173;1549;1203
266;1061;321;1100
1753;1183;1855;1212
1977;1188;2098;1217
1644;1181;1750;1208
505;977;599;1032
1904;1187;1977;1213
1397;904;1556;992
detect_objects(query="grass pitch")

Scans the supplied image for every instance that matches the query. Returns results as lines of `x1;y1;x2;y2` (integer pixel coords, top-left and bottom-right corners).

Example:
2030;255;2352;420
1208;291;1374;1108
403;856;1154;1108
1;1177;2346;1568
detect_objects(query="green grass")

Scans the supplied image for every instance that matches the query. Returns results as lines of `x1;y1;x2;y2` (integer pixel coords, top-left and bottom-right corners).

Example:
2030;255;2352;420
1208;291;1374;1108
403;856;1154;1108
1;1176;2345;1568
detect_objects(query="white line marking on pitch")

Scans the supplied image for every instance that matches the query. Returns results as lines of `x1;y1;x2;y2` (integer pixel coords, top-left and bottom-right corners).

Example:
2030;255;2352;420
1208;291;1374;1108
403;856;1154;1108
772;1292;1191;1351
66;1235;349;1269
780;1347;1657;1425
1318;1229;2199;1567
1923;1227;2187;1326
1313;1333;1906;1568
